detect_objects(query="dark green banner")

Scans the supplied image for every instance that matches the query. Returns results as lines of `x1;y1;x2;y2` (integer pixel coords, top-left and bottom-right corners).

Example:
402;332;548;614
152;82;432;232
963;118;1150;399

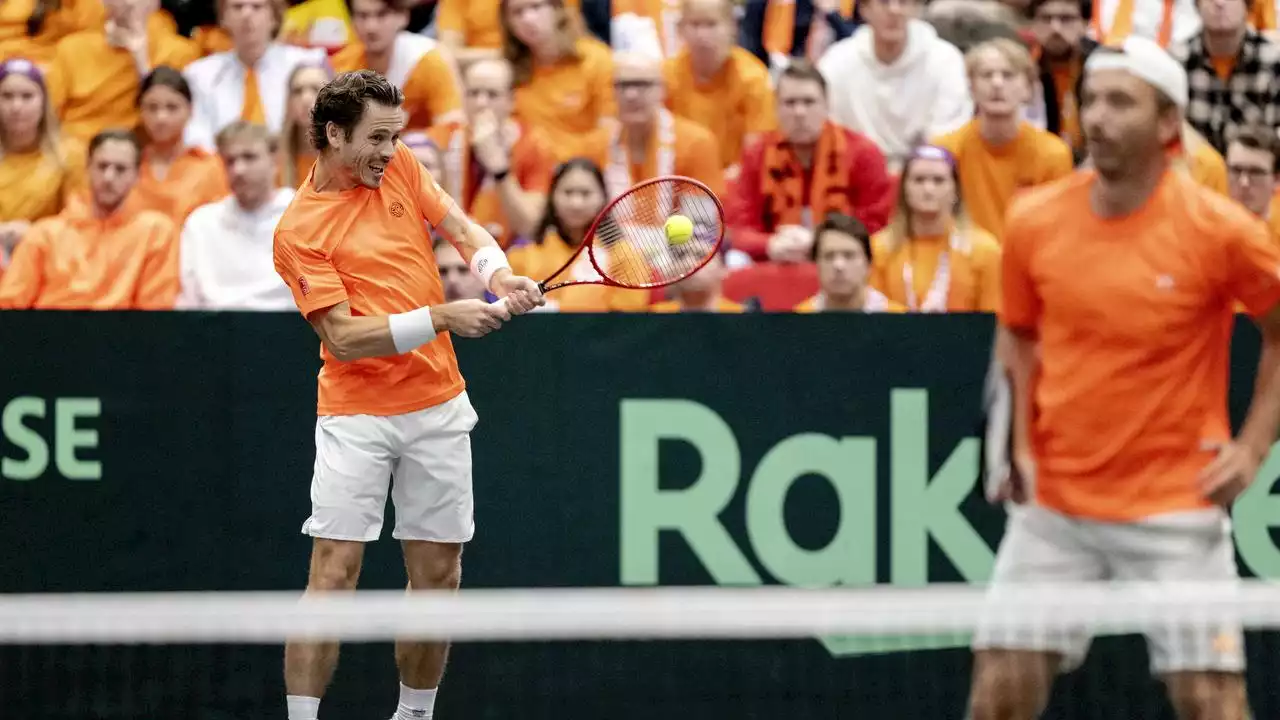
1;313;1277;719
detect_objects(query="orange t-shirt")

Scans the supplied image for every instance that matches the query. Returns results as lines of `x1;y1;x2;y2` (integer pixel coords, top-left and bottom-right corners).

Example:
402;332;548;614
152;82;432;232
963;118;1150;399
1047;60;1082;153
663;47;776;171
649;296;743;313
932;120;1074;239
132;147;230;226
46;28;201;143
0;197;180;309
426;122;555;247
435;0;502;49
273;142;464;417
1000;170;1280;521
0;0;102;65
331;41;462;131
869;228;1002;312
586;114;725;197
514;37;616;163
0;139;85;222
507;231;650;312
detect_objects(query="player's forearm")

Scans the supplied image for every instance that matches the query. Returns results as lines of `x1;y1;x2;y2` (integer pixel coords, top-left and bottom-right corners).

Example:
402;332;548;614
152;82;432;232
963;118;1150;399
324;313;400;362
1238;328;1280;461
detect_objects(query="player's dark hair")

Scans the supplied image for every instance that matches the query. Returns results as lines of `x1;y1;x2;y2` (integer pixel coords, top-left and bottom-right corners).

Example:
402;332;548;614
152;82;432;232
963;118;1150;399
535;157;607;247
88;129;143;167
812;212;872;262
777;59;827;97
309;70;404;152
136;66;192;107
1231;124;1280;173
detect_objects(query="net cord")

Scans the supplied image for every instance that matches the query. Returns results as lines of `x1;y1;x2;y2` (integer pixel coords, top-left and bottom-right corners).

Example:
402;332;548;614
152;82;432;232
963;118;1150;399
0;582;1275;645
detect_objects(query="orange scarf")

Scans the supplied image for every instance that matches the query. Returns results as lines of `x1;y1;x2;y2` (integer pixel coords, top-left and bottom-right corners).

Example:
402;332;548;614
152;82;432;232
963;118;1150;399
1094;0;1175;47
763;0;857;60
760;121;854;231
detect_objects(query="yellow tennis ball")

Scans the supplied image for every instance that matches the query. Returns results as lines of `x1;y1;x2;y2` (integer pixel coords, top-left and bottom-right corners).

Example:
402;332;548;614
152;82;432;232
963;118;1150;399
665;214;694;245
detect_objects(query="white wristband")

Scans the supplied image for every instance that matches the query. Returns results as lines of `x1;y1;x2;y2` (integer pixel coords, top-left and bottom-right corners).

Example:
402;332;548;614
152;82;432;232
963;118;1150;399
470;246;511;292
387;306;436;354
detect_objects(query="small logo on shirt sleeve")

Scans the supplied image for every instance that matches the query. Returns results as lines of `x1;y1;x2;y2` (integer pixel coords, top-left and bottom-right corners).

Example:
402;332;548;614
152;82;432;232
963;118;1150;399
298;276;311;296
389;201;406;218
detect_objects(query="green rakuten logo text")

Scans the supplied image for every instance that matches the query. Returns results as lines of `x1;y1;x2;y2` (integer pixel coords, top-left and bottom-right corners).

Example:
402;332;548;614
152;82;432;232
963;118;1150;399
618;390;1280;657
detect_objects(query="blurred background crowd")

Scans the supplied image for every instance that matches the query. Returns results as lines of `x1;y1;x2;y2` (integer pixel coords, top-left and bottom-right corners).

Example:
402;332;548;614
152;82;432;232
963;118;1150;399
0;0;1276;314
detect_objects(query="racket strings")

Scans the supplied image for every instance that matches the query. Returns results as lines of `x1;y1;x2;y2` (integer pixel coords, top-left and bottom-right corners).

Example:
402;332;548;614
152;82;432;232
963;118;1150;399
589;180;723;289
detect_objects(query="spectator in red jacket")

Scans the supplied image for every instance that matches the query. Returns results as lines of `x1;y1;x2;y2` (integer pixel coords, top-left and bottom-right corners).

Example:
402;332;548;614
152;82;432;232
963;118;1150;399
727;59;893;262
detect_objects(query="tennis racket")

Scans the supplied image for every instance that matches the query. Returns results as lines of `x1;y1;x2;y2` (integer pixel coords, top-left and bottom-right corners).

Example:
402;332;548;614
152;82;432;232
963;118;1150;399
494;175;726;310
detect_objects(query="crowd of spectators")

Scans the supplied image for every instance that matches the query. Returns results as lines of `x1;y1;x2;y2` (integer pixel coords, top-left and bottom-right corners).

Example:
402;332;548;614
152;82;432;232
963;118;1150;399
0;0;1278;314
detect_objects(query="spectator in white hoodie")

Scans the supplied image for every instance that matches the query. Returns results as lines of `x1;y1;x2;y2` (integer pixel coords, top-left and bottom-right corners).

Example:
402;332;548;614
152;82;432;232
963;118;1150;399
817;0;972;171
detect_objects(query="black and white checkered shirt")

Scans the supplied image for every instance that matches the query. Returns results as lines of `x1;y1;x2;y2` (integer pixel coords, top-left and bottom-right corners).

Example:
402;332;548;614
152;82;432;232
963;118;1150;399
1169;30;1280;153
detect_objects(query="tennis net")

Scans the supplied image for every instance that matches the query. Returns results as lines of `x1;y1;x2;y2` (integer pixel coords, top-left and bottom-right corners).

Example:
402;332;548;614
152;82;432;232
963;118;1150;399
3;581;1279;719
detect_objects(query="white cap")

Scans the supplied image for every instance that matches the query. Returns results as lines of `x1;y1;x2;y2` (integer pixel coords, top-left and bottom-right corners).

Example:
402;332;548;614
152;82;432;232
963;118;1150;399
1084;36;1189;110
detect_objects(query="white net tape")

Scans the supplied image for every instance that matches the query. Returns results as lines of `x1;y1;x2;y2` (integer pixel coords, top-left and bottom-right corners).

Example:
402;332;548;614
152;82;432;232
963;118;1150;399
1;581;1276;644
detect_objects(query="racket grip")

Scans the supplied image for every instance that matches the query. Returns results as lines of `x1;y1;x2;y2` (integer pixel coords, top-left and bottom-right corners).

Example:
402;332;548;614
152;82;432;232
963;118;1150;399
491;297;510;311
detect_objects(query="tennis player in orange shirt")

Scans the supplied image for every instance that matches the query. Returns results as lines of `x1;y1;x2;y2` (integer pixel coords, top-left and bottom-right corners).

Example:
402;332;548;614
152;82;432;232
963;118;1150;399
969;37;1280;720
272;70;543;720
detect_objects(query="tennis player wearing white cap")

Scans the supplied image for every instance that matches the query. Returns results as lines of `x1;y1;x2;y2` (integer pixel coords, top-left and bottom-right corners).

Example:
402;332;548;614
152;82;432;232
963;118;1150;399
968;36;1280;720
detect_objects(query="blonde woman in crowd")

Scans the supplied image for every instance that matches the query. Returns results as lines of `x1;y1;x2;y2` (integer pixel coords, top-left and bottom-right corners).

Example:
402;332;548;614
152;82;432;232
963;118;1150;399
507;157;647;312
869;145;1001;312
502;0;616;162
132;67;229;226
0;58;83;266
279;61;332;188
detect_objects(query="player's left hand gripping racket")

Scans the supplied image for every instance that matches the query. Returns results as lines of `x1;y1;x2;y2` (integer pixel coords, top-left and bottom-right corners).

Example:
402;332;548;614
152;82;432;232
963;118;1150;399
493;175;726;310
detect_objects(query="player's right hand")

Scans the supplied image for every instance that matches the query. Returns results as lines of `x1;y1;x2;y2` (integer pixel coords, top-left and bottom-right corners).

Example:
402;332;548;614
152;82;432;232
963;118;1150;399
439;299;509;338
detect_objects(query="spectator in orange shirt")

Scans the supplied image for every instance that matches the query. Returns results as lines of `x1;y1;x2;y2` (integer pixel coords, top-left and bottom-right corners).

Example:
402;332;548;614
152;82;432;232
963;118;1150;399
869;145;1001;312
45;0;200;143
728;61;894;262
663;0;775;177
280;61;333;187
333;0;465;130
507;157;648;311
427;58;553;246
0;0;103;66
1027;0;1093;161
0;129;180;309
1225;124;1280;240
932;38;1073;239
587;52;723;200
649;241;743;312
132;67;231;226
794;212;905;313
438;0;504;65
504;0;616;162
0;58;84;266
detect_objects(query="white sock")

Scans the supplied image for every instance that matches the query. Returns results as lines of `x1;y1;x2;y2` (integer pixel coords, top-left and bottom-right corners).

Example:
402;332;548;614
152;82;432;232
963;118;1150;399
394;683;437;719
286;695;321;720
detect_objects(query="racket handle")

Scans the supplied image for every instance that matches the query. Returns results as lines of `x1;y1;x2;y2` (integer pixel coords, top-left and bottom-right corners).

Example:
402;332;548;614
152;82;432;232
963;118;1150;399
491;297;510;311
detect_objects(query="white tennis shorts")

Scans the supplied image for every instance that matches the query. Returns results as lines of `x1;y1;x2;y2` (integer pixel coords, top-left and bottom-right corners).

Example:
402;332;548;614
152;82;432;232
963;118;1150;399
972;503;1244;674
302;391;478;543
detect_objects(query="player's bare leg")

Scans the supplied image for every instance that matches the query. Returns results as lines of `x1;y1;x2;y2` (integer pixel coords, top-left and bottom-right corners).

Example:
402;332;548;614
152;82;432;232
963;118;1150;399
968;649;1060;720
391;540;463;719
284;539;367;704
1164;671;1248;720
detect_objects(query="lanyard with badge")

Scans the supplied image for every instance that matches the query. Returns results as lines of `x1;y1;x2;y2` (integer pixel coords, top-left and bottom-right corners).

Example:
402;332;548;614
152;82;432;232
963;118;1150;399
902;233;960;313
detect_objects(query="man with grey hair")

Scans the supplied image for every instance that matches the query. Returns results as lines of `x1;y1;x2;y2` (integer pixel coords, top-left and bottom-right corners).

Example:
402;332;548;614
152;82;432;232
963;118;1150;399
971;35;1280;720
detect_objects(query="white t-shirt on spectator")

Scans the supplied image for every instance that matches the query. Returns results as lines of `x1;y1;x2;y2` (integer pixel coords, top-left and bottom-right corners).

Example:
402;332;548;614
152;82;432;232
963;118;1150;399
818;19;972;166
176;188;297;311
